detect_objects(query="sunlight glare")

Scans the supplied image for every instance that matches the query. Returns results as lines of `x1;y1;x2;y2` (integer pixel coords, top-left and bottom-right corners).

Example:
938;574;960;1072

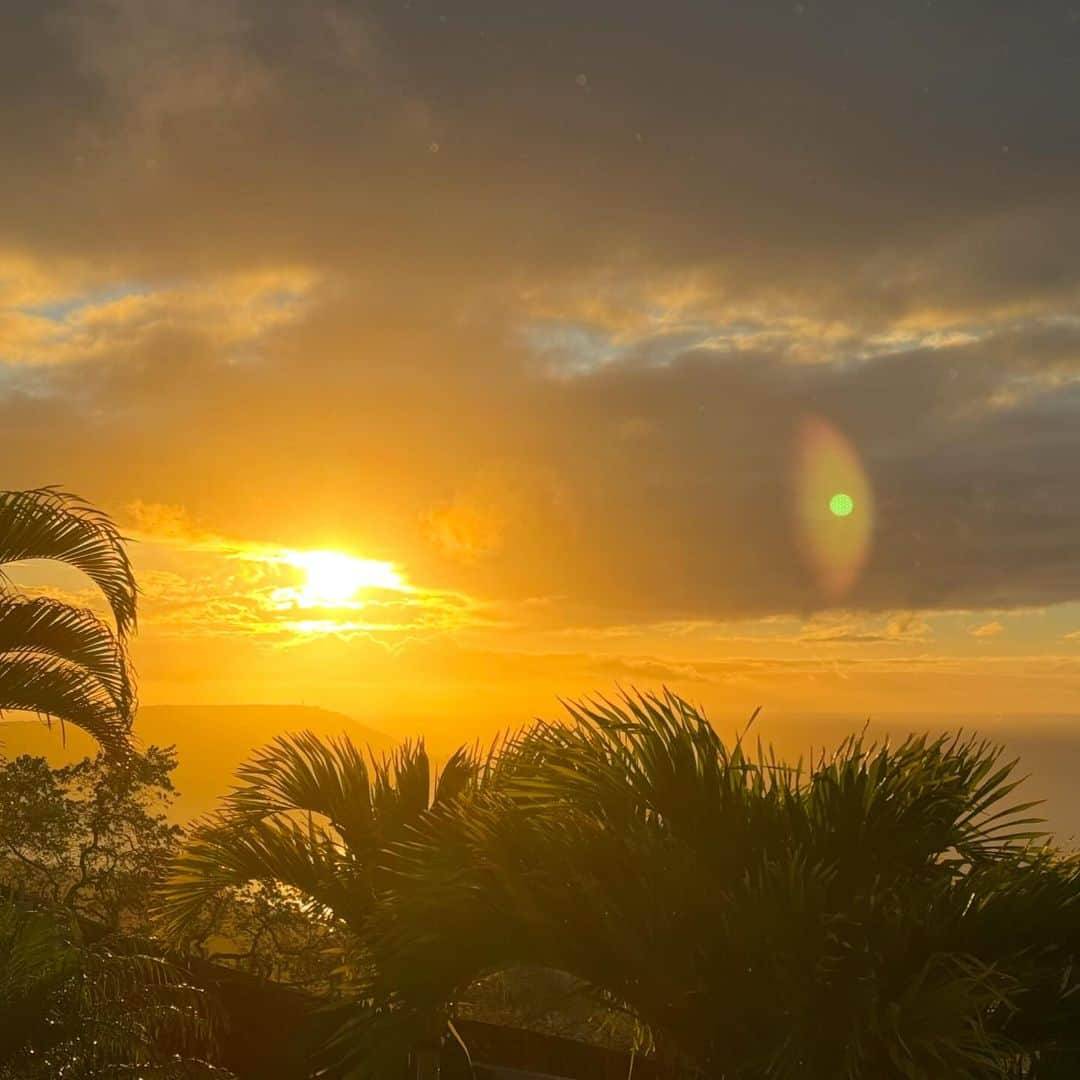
284;549;405;608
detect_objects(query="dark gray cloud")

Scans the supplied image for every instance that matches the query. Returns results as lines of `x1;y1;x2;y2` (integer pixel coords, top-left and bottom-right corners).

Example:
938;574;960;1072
2;0;1079;313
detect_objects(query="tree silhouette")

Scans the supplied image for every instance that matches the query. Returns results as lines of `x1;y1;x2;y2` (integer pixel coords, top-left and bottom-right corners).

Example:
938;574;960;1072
158;732;485;1077
0;898;227;1078
361;692;1080;1079
157;690;1080;1077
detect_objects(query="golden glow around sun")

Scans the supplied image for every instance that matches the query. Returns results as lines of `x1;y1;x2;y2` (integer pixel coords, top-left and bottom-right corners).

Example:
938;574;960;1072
282;549;406;608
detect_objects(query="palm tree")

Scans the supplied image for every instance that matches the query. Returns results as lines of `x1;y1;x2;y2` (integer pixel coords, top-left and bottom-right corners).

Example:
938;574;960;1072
158;692;1080;1077
355;691;1080;1079
0;488;137;753
0;896;228;1077
157;732;483;1077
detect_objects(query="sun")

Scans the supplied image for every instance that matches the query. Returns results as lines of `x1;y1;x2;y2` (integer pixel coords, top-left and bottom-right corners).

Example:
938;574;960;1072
283;549;405;608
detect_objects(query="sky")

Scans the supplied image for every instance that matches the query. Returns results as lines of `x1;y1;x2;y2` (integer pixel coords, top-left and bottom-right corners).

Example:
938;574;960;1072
5;0;1080;747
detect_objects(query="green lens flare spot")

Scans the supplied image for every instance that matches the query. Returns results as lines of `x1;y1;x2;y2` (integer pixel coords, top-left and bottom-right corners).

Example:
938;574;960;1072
829;492;854;517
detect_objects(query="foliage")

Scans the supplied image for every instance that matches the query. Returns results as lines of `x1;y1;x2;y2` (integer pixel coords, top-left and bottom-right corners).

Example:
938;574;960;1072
0;488;137;753
453;966;640;1049
157;733;482;998
0;491;237;1074
178;879;351;993
0;746;182;931
354;691;1080;1079
159;690;1080;1078
0;749;238;1075
0;897;230;1078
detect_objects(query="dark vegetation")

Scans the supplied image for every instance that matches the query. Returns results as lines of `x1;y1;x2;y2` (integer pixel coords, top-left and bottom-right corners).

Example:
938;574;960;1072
3;489;1080;1078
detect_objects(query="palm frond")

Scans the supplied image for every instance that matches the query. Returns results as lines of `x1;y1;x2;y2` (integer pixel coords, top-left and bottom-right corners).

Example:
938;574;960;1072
0;595;135;719
803;731;1047;884
226;730;377;853
157;813;368;942
0;488;137;638
64;941;224;1064
0;651;131;753
222;732;482;850
434;745;482;805
370;740;432;831
0;899;225;1076
0;902;76;1062
160;733;485;947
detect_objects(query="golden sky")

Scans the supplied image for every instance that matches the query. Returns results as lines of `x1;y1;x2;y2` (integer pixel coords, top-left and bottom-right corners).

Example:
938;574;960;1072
5;1;1080;748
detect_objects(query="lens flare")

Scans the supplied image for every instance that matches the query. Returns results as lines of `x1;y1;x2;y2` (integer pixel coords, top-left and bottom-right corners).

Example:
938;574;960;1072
794;417;874;600
829;492;854;517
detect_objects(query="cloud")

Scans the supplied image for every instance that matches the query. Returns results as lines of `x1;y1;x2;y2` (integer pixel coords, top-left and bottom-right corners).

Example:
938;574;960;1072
4;0;1080;638
59;0;278;135
798;612;934;645
0;266;318;366
0;1;1072;312
971;621;1006;639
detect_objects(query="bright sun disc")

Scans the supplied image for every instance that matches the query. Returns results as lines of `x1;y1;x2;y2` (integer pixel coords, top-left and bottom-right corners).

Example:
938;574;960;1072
284;549;404;607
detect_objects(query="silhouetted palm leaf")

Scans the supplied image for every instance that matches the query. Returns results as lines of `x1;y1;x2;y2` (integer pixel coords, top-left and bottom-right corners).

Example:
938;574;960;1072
227;730;379;853
0;488;137;752
0;488;137;638
0;595;135;717
158;732;482;946
159;813;368;941
0;651;131;753
358;689;1076;1079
